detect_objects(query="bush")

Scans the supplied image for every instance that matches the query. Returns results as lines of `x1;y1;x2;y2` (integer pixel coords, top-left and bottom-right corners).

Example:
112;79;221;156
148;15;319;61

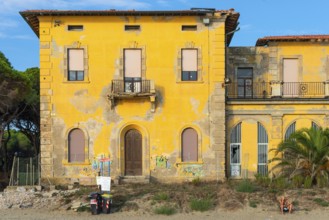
249;200;258;208
236;180;256;193
313;198;329;207
154;205;176;215
153;192;169;201
316;175;328;188
74;187;96;197
190;198;213;212
76;205;90;212
292;175;304;188
191;177;202;186
304;176;312;189
272;177;290;189
254;174;271;187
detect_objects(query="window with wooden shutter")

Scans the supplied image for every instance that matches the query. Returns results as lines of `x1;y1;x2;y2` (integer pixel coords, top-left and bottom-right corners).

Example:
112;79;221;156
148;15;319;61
68;49;84;81
181;128;198;162
182;49;198;81
68;128;85;162
124;49;142;92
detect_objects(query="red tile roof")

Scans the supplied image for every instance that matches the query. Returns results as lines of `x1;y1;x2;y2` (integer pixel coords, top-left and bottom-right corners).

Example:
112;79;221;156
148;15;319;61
20;9;239;45
256;35;329;46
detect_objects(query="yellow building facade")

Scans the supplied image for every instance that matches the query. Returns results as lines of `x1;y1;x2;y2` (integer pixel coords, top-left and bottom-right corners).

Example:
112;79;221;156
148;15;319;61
21;8;329;184
21;9;239;184
226;37;329;178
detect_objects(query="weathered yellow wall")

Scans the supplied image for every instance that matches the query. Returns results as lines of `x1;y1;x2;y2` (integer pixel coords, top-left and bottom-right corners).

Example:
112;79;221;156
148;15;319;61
226;42;329;178
38;14;228;184
273;42;329;82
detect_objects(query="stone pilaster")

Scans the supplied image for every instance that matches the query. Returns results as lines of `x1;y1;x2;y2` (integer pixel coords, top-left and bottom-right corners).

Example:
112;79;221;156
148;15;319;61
209;22;226;181
270;113;283;172
39;19;53;180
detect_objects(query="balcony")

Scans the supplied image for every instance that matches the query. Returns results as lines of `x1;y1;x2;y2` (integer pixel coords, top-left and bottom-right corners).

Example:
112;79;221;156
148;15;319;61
108;79;156;111
226;81;328;100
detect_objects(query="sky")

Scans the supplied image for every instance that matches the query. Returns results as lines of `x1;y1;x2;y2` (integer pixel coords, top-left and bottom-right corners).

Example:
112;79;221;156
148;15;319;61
1;0;329;71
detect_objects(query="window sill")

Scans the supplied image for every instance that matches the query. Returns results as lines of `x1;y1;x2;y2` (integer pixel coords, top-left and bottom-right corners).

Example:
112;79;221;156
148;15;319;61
62;160;90;165
62;80;90;84
175;160;204;166
176;80;204;84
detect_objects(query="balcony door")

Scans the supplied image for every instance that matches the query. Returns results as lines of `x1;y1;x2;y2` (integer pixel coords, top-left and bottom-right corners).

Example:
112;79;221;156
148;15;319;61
237;68;253;98
283;59;299;97
124;49;142;92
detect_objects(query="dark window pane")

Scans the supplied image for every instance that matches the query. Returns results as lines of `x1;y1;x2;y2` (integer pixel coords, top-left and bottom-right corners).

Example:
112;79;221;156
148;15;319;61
69;71;76;81
68;25;83;31
77;71;84;81
182;72;190;81
237;68;253;78
231;145;240;164
182;71;197;81
189;71;197;81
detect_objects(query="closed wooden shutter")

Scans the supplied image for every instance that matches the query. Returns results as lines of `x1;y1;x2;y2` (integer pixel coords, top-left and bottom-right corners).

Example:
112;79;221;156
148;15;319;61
182;128;198;162
124;49;142;78
283;58;298;97
69;128;85;162
182;49;197;71
69;49;84;71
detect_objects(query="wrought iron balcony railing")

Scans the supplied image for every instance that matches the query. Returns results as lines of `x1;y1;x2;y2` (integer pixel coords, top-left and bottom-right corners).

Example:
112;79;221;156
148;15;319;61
108;79;156;112
226;82;271;99
111;79;155;95
226;82;326;99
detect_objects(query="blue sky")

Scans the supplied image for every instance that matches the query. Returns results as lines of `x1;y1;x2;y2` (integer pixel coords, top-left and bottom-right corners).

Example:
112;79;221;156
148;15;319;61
1;0;329;71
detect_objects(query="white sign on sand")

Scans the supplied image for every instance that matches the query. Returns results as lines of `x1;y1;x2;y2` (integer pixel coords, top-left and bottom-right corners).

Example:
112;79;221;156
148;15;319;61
96;176;111;191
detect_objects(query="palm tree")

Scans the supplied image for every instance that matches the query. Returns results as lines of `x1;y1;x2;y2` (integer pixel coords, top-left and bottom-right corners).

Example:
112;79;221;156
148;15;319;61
270;127;329;184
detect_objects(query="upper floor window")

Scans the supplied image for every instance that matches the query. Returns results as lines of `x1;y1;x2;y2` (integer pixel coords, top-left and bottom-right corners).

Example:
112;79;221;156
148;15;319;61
237;68;253;98
283;58;299;97
125;25;141;31
181;128;198;162
68;25;83;31
182;25;197;31
124;49;142;92
68;49;84;81
181;49;198;81
68;128;85;163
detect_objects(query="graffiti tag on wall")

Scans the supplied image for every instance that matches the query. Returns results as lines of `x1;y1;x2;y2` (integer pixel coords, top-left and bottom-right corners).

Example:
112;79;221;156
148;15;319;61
180;164;204;177
156;155;170;169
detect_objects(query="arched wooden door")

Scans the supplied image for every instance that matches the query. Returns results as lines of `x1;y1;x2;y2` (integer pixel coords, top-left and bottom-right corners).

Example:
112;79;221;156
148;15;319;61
68;128;85;162
125;129;142;176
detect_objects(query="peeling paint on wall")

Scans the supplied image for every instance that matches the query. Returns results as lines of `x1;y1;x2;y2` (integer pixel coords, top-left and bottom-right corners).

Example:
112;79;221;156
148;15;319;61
190;97;200;114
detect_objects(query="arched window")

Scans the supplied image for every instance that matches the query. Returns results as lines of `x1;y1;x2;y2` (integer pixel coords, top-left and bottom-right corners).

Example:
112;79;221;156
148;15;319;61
257;122;268;176
285;122;296;140
181;128;198;162
68;128;85;162
230;123;241;177
312;121;320;130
